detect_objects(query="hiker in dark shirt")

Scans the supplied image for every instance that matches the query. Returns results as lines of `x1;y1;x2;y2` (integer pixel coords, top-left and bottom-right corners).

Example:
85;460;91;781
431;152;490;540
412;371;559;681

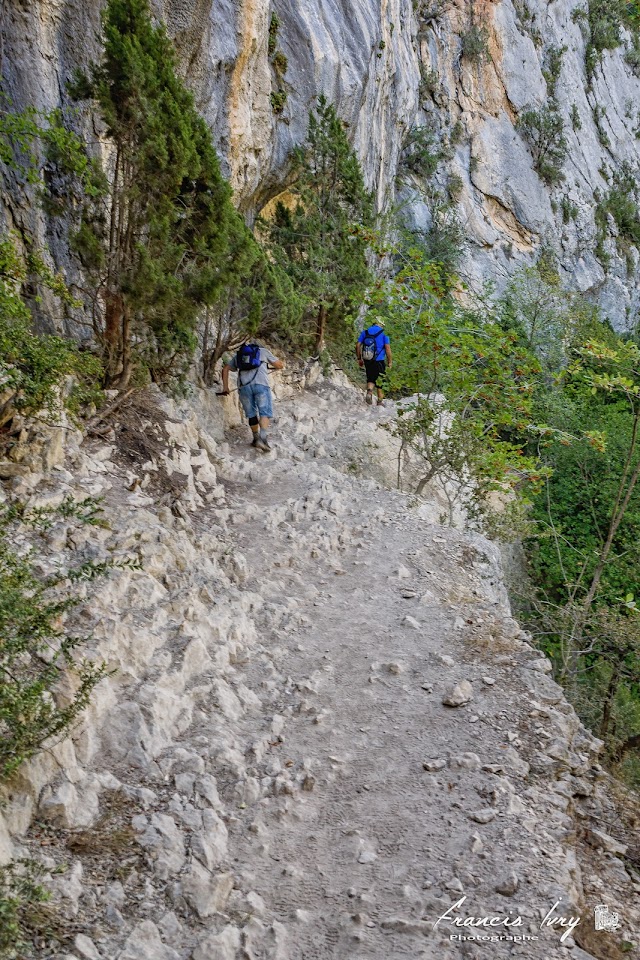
356;322;392;406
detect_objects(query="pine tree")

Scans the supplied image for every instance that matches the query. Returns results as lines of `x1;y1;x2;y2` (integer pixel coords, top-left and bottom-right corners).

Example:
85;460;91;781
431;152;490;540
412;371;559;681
73;0;260;385
267;96;374;353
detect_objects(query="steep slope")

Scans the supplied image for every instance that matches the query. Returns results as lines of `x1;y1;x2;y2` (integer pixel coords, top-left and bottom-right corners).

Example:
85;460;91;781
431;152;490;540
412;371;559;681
1;372;638;959
2;1;640;327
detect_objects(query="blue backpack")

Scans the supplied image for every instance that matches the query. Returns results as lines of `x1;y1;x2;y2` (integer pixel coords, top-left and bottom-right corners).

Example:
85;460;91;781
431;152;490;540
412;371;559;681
361;327;382;362
236;343;262;372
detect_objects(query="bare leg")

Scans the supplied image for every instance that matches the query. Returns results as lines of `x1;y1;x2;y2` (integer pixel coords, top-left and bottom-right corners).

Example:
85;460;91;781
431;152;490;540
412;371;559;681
255;416;272;450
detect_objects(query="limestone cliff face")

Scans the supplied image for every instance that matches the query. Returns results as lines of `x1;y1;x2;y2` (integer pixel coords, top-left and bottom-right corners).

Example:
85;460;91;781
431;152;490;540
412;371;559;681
410;0;640;325
2;0;640;325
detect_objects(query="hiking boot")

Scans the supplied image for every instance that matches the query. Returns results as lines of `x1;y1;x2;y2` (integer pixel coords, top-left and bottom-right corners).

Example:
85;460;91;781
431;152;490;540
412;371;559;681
377;398;385;407
251;436;259;447
255;437;271;452
366;391;373;405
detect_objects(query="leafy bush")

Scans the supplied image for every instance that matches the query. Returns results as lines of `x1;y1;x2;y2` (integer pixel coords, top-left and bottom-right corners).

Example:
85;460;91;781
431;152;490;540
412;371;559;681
0;860;50;960
400;125;441;179
560;196;579;224
570;103;582;131
626;34;640;74
271;50;288;76
420;202;465;277
517;102;568;185
542;44;566;97
365;250;543;520
0;237;102;424
270;90;287;114
0;497;137;780
595;161;640;271
418;67;439;99
460;24;490;62
448;172;463;201
574;0;640;80
268;12;280;55
593;103;611;146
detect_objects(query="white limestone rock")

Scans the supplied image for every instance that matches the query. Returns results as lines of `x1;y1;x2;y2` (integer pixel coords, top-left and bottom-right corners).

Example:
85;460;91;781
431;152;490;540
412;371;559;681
442;680;473;707
182;862;234;919
118;921;180;960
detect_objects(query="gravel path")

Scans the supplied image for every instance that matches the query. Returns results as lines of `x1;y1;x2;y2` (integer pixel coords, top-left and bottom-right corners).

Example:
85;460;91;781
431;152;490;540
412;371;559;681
205;383;618;960
14;377;637;960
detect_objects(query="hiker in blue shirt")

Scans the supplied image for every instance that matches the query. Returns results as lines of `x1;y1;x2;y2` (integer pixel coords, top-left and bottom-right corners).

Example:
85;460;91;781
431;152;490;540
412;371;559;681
220;343;284;452
356;322;392;406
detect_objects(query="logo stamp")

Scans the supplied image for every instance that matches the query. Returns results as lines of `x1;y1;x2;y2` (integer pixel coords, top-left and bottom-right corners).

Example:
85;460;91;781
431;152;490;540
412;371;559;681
594;905;620;932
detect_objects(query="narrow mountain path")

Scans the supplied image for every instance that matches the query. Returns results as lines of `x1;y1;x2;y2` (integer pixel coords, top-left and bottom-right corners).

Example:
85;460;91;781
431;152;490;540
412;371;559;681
16;377;637;960
208;385;602;960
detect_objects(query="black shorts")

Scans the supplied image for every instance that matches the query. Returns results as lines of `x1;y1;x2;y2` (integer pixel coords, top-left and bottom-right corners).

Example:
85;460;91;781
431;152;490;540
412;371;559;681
364;359;386;385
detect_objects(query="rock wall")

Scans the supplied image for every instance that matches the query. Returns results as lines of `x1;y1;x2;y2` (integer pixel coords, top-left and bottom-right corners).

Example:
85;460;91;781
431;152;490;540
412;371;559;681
2;0;640;326
410;0;640;326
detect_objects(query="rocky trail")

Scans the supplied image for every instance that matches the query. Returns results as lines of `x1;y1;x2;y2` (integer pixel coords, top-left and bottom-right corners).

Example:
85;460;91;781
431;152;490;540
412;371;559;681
3;373;639;960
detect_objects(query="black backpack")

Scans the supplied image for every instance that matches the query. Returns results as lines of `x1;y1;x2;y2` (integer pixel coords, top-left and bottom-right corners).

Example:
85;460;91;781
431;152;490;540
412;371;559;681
361;327;382;362
236;343;262;371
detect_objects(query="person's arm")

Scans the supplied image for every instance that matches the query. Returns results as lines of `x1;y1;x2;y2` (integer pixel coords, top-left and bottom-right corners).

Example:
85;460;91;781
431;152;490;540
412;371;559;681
264;350;284;371
356;336;363;366
385;342;392;368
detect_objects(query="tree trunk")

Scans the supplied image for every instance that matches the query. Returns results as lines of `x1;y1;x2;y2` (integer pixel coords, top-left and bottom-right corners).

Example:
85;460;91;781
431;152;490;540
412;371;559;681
599;665;619;741
117;305;132;389
415;467;437;496
314;304;327;355
211;320;226;371
104;291;124;382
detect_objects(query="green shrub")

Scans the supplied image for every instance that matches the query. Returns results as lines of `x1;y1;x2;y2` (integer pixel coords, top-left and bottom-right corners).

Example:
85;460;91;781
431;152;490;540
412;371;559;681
419;67;439;99
450;119;464;144
560;196;579;224
0;496;134;780
593;104;611;147
595;162;640;271
0;860;50;960
420;202;465;276
461;24;490;62
270;90;287;114
0;237;102;424
625;34;640;75
448;172;463;201
570;103;582;131
542;45;566;97
517;102;568;185
400;125;441;179
271;50;288;76
268;12;280;55
577;0;640;80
